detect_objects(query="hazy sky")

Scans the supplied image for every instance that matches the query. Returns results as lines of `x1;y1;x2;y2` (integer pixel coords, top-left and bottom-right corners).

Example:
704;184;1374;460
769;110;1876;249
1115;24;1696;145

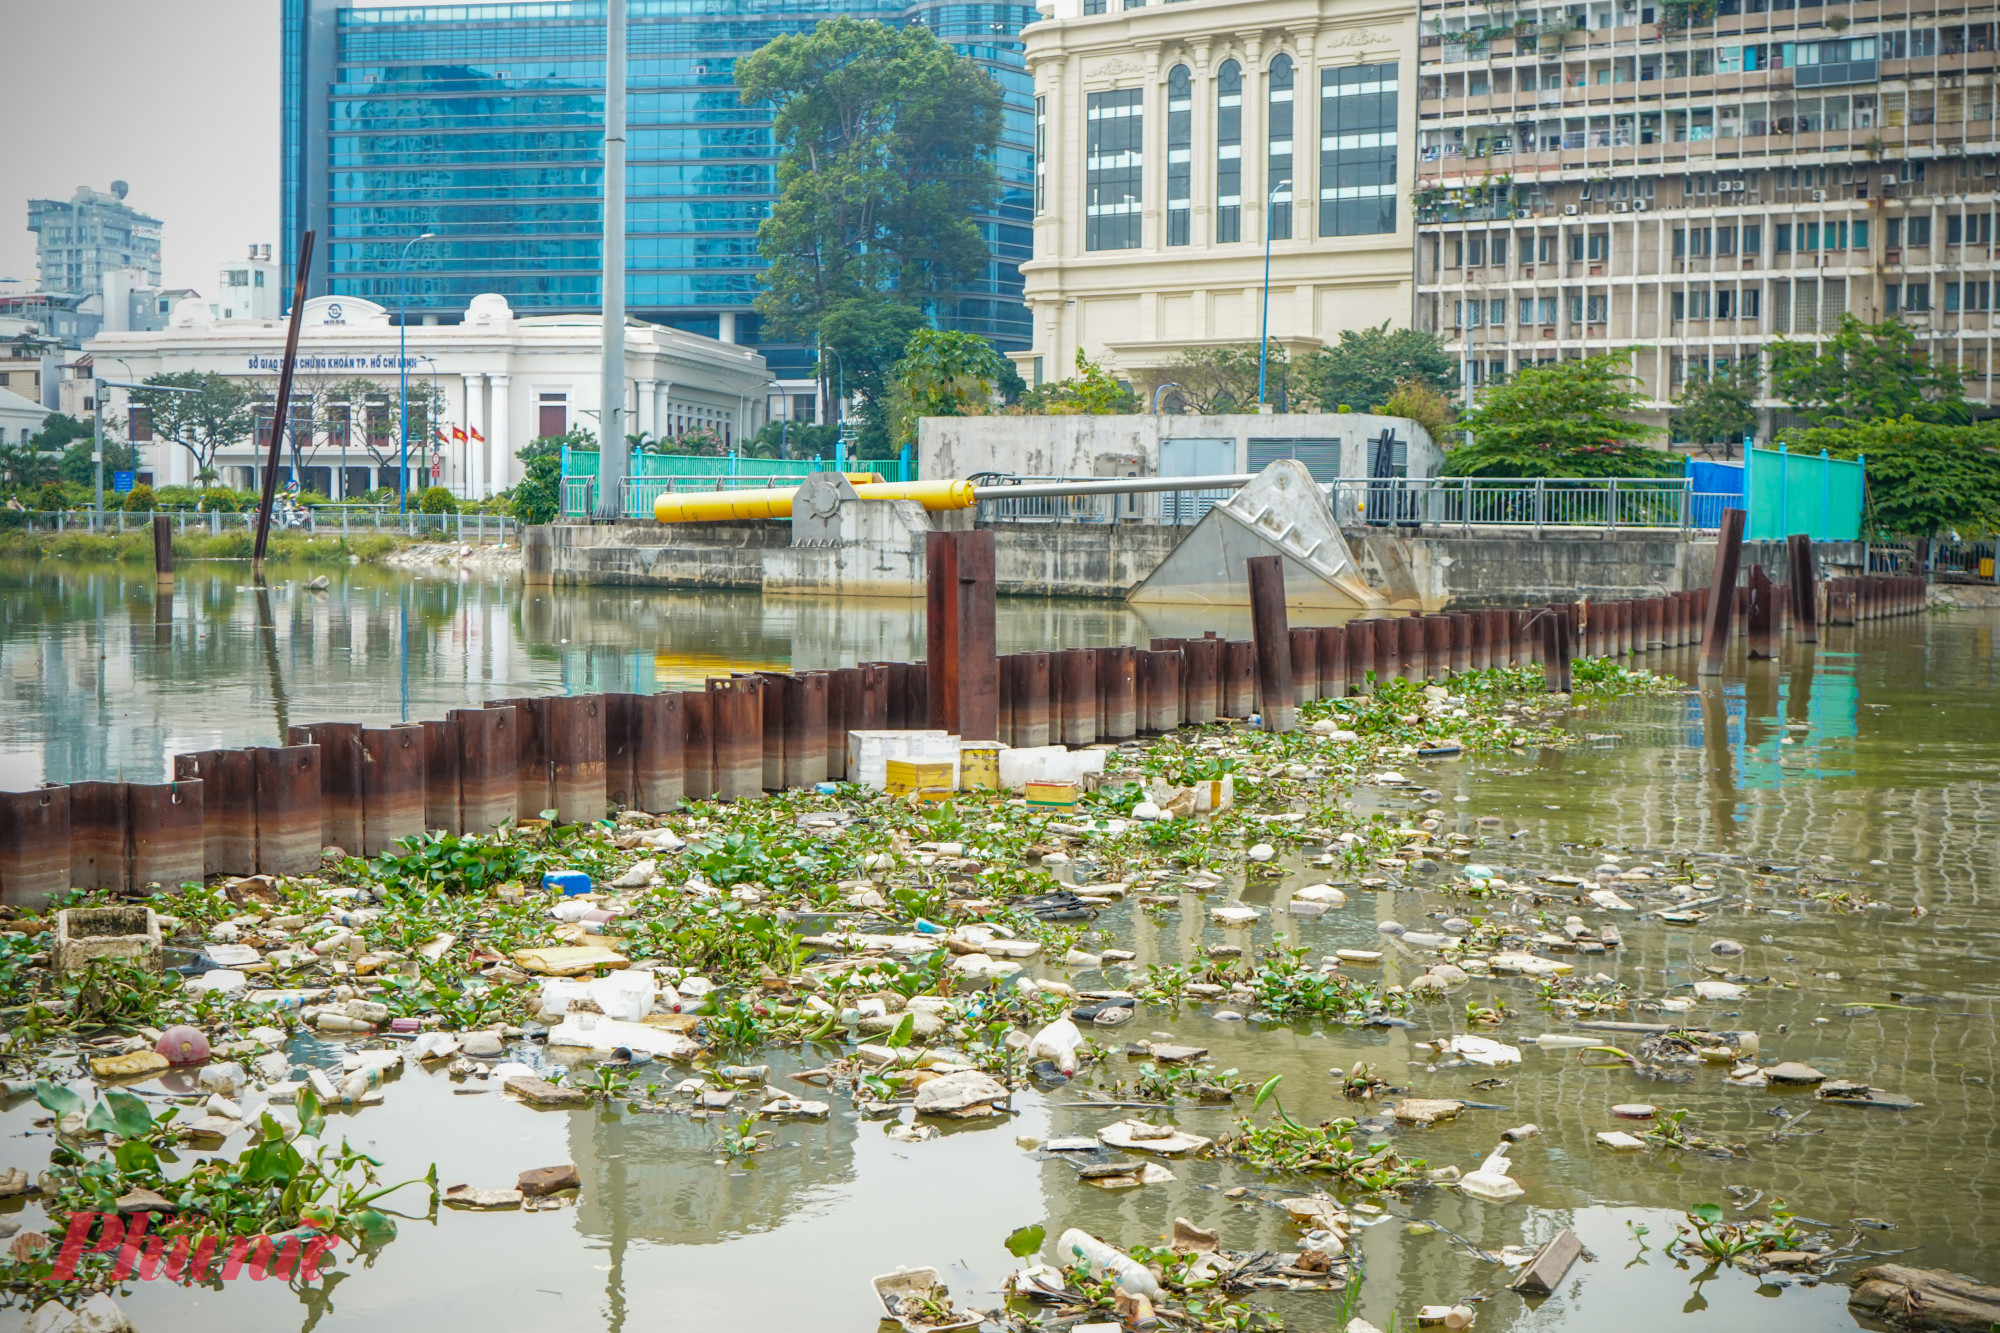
0;1;278;293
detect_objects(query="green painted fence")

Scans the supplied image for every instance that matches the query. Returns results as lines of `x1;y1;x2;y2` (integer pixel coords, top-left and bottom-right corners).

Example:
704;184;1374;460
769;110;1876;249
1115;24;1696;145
1745;445;1865;541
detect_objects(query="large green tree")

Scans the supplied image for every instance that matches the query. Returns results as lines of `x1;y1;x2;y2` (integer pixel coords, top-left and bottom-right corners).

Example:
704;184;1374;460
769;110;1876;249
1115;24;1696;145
1673;360;1761;454
739;18;1002;445
1300;323;1455;413
1445;351;1672;478
1769;315;1968;426
1780;419;2000;536
142;372;257;484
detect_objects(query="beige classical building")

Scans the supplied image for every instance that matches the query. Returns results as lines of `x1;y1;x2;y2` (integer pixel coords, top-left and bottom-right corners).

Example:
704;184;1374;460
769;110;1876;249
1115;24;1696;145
1017;0;1420;392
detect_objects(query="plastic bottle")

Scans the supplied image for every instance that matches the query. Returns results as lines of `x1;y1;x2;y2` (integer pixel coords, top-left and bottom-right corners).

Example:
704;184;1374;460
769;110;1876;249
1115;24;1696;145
1056;1230;1164;1299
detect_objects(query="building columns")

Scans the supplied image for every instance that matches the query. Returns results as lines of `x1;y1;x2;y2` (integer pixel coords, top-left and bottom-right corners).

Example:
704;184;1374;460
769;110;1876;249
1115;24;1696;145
464;372;486;498
488;373;510;495
635;377;657;440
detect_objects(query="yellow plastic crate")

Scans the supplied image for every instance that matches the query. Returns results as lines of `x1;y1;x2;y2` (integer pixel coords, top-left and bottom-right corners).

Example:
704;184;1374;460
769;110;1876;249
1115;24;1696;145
885;759;955;803
1024;779;1083;809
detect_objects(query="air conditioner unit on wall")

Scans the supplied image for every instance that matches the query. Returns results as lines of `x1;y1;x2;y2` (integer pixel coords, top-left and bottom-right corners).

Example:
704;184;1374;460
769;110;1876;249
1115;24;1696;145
1634;200;1649;210
1565;204;1580;214
1811;188;1826;200
1614;201;1630;211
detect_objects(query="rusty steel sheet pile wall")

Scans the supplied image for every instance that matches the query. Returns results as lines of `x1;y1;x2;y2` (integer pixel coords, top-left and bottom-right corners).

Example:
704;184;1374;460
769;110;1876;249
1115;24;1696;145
0;533;1923;908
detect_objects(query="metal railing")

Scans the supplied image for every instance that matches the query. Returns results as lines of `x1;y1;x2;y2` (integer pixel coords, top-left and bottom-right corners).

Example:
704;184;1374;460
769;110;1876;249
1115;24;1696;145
1929;539;2000;584
560;477;596;517
971;474;1225;526
0;507;519;541
1321;477;1738;535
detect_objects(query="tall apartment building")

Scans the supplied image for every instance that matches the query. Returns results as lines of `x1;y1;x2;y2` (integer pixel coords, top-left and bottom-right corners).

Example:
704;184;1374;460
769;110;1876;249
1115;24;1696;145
1414;0;1999;437
1019;0;1417;388
281;0;1035;398
25;183;163;300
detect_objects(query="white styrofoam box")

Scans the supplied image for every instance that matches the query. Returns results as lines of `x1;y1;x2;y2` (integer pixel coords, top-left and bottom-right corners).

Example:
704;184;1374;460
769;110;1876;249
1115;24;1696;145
998;745;1108;791
846;730;962;791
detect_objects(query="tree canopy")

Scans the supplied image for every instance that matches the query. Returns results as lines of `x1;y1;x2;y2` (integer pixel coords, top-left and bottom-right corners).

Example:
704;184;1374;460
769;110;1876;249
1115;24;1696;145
1299;324;1455;413
1445;352;1672;478
1011;351;1139;416
739;18;1002;452
1780;419;2000;537
885;329;1005;447
1139;342;1289;414
1769;316;1969;426
1673;360;1760;453
141;372;256;484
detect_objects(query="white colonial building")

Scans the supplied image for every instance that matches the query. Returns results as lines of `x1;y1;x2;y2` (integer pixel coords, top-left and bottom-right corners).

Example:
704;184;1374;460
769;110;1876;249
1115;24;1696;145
79;292;771;498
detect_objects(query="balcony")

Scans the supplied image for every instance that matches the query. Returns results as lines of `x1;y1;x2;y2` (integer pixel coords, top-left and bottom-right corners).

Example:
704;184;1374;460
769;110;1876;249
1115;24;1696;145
1794;58;1879;88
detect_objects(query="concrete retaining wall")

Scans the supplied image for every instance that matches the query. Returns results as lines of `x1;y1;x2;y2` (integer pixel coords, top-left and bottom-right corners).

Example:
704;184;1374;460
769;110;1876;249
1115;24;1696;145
548;515;1772;607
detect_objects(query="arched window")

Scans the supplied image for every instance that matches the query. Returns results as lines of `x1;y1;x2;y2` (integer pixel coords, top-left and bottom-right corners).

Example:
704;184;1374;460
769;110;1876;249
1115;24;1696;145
1216;60;1242;242
1267;54;1295;240
1167;65;1192;246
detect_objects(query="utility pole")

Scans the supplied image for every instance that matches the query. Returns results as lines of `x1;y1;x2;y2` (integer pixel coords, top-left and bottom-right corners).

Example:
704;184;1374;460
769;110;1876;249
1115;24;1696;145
596;0;629;521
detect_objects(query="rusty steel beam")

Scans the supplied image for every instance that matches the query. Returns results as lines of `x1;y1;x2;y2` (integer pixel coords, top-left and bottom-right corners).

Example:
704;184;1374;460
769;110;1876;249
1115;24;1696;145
784;674;829;789
632;692;684;811
0;785;69;909
489;696;553;819
929;530;998;741
68;781;130;892
1011;652;1053;747
1748;565;1779;660
1140;649;1183;734
358;726;424;855
1057;648;1098;746
681;689;716;799
176;749;253;875
1344;620;1374;695
1245;555;1294;731
1698;507;1747;675
857;663;887;732
130;780;204;891
1097;645;1138;740
708;677;763;801
290;721;364;854
754;672;789;791
153;515;174;585
1180;638;1220;725
1316;625;1346;699
1287;628;1319;706
453;706;517;833
545;695;607;824
252;743;322;875
422;718;461;835
601;693;642;809
828;668;860;780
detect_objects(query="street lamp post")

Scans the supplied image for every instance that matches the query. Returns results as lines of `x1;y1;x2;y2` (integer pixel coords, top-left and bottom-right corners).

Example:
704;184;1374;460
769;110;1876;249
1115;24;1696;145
396;232;435;513
1258;178;1291;410
417;355;441;492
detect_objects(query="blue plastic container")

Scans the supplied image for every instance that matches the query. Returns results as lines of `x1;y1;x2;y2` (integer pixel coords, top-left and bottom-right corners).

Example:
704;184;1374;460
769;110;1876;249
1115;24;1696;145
543;870;593;897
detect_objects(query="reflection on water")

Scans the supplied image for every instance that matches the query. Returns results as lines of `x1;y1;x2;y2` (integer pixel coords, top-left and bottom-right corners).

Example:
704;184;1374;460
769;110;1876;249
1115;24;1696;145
0;562;1318;791
5;559;2000;1332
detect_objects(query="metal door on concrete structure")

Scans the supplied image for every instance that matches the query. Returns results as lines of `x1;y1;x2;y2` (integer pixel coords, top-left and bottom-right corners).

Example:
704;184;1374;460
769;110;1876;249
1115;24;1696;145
1159;437;1236;525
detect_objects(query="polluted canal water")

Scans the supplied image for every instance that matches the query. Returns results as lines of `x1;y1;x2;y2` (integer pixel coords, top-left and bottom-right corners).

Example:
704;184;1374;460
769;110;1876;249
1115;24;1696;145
1;561;1998;1333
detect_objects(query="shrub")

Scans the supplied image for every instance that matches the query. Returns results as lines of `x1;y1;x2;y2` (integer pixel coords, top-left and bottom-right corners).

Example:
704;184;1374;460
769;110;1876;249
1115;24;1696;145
120;484;156;512
418;486;459;514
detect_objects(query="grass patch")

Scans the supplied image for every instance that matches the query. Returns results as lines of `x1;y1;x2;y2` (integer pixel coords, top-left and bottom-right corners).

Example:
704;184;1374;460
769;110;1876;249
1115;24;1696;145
0;529;410;565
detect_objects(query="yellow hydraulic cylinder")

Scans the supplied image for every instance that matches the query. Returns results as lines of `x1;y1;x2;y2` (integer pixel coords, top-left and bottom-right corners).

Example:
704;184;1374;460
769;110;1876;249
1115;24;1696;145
653;477;976;524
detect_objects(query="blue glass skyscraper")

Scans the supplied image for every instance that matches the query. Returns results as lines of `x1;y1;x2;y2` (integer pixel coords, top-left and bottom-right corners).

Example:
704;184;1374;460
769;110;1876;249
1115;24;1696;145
282;0;1034;387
